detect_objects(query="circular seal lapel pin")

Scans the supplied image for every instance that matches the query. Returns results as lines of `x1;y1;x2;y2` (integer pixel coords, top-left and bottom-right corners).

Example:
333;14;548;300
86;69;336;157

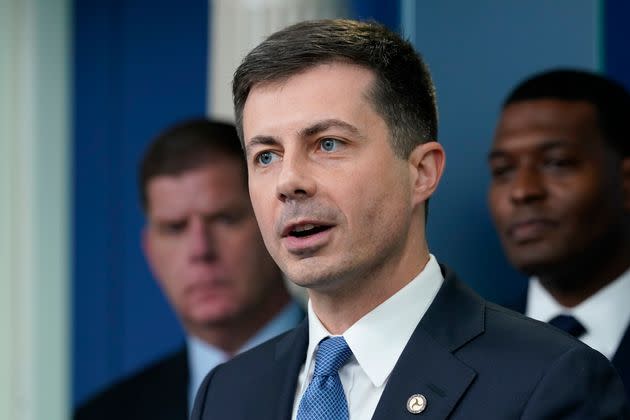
406;394;427;414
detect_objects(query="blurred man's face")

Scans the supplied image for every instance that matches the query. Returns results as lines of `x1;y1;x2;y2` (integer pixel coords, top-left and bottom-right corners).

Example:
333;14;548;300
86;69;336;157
241;62;429;296
488;99;626;276
143;159;283;336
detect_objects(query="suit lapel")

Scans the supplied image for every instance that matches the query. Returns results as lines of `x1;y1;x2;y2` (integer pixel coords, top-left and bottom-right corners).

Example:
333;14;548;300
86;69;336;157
372;267;484;420
268;319;309;420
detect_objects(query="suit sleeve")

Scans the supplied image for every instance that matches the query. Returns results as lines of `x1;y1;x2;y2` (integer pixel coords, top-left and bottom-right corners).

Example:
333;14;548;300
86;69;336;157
521;346;630;419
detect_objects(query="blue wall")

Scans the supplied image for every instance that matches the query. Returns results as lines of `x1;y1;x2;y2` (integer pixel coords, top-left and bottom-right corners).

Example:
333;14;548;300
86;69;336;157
411;1;599;303
72;0;208;405
604;0;630;90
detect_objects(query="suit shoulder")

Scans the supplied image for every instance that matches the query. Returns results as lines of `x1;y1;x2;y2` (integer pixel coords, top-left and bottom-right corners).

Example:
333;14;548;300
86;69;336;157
191;326;306;420
219;328;296;372
74;348;188;420
484;302;603;361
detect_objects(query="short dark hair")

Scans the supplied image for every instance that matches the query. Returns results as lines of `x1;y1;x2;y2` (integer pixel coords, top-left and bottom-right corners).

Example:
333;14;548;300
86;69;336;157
232;19;438;158
504;69;630;157
139;118;244;212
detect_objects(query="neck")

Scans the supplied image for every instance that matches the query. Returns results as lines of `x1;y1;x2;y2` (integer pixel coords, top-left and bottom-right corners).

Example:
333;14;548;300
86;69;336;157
539;233;630;308
187;285;291;354
310;239;430;335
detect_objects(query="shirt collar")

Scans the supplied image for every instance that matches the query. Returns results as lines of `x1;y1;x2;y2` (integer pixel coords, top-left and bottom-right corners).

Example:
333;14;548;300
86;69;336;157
304;254;444;387
526;267;630;358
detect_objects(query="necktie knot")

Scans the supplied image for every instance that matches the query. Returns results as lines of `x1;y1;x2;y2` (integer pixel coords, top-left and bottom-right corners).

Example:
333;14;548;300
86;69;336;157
296;336;353;420
313;336;352;376
548;314;586;338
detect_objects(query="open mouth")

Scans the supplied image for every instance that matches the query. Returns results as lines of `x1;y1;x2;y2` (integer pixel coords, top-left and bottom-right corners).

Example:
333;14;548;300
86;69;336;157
289;223;331;238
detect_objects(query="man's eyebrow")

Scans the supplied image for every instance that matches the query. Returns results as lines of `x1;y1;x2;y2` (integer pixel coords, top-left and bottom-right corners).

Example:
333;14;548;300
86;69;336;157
245;135;279;155
488;149;507;161
488;139;570;161
245;119;365;156
298;119;364;139
538;139;571;152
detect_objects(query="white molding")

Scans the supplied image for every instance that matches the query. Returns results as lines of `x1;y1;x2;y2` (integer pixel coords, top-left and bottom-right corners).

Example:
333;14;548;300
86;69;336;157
0;0;70;419
208;0;348;121
401;0;416;41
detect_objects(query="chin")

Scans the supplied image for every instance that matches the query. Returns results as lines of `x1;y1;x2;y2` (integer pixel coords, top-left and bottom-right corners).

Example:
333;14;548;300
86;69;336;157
285;266;349;292
190;304;240;323
284;272;322;289
511;253;565;278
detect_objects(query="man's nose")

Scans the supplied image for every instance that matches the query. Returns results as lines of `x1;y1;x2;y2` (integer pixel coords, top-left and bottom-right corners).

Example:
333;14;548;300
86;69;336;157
275;151;317;202
510;166;547;204
189;218;217;261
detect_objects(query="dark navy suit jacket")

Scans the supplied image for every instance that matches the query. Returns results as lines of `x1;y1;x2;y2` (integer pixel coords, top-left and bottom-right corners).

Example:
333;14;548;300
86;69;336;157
191;266;629;419
505;290;630;403
75;347;189;420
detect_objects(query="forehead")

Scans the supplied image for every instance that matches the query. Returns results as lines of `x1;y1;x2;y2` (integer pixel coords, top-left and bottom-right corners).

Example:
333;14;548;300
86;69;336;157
493;99;602;150
146;161;247;217
242;63;378;142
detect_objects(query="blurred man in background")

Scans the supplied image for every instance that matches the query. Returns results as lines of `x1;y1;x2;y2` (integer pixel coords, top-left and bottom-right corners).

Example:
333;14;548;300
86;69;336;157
488;69;630;398
75;118;303;420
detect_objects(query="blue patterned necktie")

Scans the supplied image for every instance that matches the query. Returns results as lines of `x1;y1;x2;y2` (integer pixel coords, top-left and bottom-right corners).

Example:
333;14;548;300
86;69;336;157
297;336;353;420
548;314;587;338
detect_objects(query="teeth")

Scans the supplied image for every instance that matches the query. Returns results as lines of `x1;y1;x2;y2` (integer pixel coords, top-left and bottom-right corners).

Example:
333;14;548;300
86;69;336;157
293;224;316;232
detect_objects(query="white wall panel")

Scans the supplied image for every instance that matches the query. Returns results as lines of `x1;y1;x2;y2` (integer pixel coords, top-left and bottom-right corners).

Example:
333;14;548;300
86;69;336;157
0;0;70;419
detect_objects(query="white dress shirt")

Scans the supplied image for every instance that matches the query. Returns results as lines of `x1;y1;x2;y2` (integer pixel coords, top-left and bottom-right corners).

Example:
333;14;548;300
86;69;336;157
187;301;304;413
291;254;444;420
526;267;630;359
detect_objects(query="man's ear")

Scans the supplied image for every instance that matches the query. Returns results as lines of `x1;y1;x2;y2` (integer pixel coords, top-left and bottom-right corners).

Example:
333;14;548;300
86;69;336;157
622;157;630;211
408;141;446;207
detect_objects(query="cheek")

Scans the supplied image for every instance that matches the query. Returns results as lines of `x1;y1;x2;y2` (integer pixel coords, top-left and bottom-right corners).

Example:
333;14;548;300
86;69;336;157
224;224;269;266
553;177;603;217
488;188;511;225
250;198;277;249
151;252;185;302
148;240;179;277
345;170;406;230
487;187;503;212
562;186;613;234
249;185;270;222
227;234;276;295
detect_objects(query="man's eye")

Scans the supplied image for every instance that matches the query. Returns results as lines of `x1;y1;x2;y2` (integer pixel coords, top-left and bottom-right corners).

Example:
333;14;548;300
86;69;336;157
489;163;513;179
160;221;186;234
490;162;521;183
543;158;576;169
320;138;340;152
256;151;278;166
214;214;240;226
